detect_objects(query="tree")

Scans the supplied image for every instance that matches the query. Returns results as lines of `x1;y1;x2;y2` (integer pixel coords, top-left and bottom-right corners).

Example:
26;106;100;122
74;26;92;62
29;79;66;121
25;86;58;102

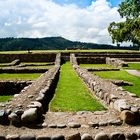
108;0;140;46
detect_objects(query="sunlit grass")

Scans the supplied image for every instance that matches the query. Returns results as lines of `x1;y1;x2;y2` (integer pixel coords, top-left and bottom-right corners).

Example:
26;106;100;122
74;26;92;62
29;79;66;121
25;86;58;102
0;95;13;102
80;64;114;68
94;70;140;97
0;49;138;54
0;73;42;80
124;63;140;70
49;62;105;112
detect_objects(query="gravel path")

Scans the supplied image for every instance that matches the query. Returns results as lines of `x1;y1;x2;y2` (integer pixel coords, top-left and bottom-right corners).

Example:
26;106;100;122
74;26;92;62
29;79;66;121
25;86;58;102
126;70;140;77
0;111;139;137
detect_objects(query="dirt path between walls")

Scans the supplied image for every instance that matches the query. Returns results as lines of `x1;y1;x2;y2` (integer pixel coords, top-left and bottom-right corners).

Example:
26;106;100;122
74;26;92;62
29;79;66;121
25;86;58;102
126;70;140;77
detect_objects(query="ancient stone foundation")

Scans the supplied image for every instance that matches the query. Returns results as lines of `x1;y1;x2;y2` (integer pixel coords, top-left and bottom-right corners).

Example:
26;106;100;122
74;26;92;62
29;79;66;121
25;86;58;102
70;53;140;125
0;53;61;126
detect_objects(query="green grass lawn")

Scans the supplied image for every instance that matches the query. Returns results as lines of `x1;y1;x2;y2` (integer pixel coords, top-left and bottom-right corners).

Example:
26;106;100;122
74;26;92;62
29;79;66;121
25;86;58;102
124;63;140;70
0;63;10;67
0;95;13;102
0;73;42;80
49;62;105;112
0;49;138;54
80;64;114;68
94;70;140;97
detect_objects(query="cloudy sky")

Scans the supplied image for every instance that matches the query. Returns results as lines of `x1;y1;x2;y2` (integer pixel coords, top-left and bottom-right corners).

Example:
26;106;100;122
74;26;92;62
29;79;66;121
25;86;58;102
0;0;123;44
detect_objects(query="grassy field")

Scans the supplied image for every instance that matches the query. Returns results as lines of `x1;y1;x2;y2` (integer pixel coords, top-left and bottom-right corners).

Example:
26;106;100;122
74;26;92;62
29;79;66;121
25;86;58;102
124;63;140;70
49;62;105;112
0;49;138;54
94;70;140;97
80;64;114;68
0;73;42;80
0;95;13;102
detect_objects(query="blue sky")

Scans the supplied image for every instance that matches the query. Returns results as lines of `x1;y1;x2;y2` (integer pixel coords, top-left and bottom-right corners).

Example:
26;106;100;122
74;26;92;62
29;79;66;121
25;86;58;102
53;0;122;8
0;0;123;44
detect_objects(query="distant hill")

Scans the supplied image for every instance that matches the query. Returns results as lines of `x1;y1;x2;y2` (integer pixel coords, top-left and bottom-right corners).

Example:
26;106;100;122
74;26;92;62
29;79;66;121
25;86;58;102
0;37;136;51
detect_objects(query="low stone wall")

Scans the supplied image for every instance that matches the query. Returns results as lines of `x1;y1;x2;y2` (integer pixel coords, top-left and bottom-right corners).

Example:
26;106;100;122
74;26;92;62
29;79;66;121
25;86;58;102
0;67;48;73
76;52;140;59
0;80;32;95
77;57;106;64
0;53;61;126
106;57;128;67
86;68;120;71
71;54;140;125
0;53;56;63
1;130;140;140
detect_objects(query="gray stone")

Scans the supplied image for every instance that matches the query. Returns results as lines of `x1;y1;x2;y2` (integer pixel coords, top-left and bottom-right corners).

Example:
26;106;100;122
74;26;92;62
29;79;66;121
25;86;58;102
131;106;139;113
66;133;81;140
114;99;128;112
6;134;20;140
57;124;66;128
99;121;108;126
28;95;34;98
36;136;51;140
20;135;35;140
68;122;81;128
51;135;65;140
14;94;20;98
110;132;125;140
95;132;109;140
108;120;122;126
21;108;38;123
136;129;140;138
88;122;99;127
81;133;93;140
48;124;57;128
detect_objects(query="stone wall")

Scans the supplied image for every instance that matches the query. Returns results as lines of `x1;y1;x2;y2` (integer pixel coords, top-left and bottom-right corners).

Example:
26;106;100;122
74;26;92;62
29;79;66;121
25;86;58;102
0;53;56;63
0;53;61;126
71;53;140;124
1;131;140;140
0;80;32;95
0;67;48;73
75;52;140;59
77;57;106;64
106;57;128;67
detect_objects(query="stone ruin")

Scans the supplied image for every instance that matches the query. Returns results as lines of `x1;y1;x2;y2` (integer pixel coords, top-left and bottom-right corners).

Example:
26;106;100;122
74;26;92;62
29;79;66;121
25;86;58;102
106;57;128;68
0;51;140;139
70;53;140;125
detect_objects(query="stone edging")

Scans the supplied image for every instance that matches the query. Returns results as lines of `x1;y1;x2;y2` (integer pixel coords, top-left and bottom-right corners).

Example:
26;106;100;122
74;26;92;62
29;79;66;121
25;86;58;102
0;53;61;126
1;130;140;140
70;53;140;125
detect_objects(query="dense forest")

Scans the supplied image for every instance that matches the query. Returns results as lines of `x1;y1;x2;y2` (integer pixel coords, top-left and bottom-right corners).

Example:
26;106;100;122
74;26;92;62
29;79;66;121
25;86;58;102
0;37;137;51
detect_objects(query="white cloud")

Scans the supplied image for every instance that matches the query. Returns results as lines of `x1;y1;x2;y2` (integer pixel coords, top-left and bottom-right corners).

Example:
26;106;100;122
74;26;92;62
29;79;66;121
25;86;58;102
0;0;121;44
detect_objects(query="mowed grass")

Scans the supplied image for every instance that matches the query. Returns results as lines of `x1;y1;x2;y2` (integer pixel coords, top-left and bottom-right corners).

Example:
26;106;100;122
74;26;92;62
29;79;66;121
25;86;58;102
124;63;140;70
80;64;114;68
0;49;137;54
94;70;140;97
49;62;105;112
0;73;42;80
0;95;13;102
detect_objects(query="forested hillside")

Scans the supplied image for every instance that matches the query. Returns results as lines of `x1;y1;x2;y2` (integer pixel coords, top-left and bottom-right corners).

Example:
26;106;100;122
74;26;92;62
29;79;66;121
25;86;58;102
0;37;136;51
